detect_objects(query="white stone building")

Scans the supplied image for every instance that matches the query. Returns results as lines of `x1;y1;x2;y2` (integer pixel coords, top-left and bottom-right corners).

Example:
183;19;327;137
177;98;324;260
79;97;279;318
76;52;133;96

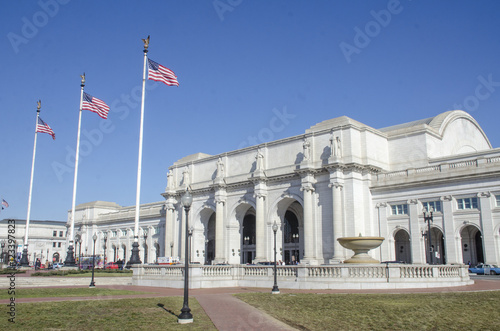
0;219;67;265
70;110;500;267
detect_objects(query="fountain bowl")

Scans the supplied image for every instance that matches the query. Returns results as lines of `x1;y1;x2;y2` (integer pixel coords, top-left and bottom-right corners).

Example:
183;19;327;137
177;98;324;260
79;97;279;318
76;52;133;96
337;236;384;264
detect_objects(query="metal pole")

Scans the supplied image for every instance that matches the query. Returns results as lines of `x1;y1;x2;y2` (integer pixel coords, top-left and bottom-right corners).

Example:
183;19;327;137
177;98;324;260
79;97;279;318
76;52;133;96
129;37;149;266
90;236;96;287
65;75;86;266
424;208;434;265
272;223;280;294
21;101;41;266
178;205;193;323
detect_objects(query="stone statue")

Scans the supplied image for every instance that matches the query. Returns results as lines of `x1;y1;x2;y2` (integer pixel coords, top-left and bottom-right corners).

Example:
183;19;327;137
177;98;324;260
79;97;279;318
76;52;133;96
80;73;85;85
303;138;311;161
167;169;173;189
255;148;264;171
330;132;342;158
182;168;190;187
216;157;225;178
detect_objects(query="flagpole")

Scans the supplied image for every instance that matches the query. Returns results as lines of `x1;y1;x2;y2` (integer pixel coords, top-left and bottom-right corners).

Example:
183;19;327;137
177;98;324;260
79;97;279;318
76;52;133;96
129;37;150;266
65;74;85;266
20;101;42;266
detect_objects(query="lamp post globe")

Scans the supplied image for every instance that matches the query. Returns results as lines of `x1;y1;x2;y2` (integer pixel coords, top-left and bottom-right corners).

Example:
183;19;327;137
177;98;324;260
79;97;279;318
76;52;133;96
272;221;280;294
178;189;193;324
89;233;97;288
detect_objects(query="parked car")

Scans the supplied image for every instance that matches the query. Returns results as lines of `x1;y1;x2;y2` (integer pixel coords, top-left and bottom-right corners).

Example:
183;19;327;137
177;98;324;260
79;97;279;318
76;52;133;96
468;264;500;275
105;262;119;270
52;262;64;270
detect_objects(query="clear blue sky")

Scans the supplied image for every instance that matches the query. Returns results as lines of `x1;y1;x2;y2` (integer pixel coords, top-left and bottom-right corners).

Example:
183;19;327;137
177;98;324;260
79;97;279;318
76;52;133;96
1;0;499;222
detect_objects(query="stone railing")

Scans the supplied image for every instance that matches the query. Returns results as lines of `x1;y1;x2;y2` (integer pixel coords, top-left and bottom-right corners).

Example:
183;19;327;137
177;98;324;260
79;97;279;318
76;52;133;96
133;264;471;290
375;152;500;182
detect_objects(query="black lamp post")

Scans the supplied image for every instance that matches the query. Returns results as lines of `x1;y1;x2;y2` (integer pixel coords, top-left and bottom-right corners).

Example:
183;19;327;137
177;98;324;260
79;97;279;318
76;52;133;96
188;226;194;264
272;221;280;294
143;229;148;264
178;189;193;324
423;207;434;265
1;240;6;264
77;236;82;269
103;233;108;270
89;233;97;288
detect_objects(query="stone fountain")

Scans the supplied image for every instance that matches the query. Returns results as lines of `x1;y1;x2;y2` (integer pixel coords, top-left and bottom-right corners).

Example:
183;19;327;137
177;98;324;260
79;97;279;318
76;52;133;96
337;234;384;264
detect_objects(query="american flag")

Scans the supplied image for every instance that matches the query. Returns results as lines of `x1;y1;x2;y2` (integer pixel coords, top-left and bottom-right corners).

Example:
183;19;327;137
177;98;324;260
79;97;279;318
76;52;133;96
148;58;179;86
82;92;110;119
36;117;56;140
2;199;9;209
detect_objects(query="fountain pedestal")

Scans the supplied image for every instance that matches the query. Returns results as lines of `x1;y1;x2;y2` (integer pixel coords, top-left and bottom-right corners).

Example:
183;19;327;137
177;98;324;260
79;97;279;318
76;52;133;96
337;236;384;264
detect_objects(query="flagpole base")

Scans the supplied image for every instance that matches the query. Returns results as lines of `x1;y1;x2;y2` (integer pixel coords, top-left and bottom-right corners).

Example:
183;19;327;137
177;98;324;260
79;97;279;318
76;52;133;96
64;245;76;266
20;248;30;266
126;241;141;268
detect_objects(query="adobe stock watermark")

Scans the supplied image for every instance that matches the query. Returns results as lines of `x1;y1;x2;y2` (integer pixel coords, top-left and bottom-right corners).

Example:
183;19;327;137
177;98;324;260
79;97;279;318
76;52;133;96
450;74;500;113
339;0;404;64
213;0;243;21
51;81;159;183
7;0;71;54
236;106;296;150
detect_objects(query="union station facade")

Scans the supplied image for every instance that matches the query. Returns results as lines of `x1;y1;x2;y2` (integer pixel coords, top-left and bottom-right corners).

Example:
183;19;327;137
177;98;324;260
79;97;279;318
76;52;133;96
70;110;500;267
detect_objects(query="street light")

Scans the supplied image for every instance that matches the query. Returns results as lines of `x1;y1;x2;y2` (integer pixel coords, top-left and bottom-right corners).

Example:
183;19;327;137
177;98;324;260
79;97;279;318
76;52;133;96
143;229;148;264
1;240;6;264
75;234;82;270
293;233;299;264
188;226;194;264
423;207;434;265
89;233;97;288
272;221;280;294
103;233;108;270
178;189;193;324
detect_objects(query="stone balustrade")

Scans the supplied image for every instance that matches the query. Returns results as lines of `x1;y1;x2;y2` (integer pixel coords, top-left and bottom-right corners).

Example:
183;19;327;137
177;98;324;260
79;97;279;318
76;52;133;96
132;264;472;290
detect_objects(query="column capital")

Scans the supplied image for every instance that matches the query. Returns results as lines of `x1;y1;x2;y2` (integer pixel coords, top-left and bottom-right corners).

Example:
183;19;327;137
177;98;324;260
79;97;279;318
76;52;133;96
328;182;343;189
407;199;419;205
375;202;387;208
300;183;315;193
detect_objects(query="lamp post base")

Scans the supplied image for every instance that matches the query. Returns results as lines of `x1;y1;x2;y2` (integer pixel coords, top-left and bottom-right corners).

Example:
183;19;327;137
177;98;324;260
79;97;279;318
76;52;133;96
178;308;193;324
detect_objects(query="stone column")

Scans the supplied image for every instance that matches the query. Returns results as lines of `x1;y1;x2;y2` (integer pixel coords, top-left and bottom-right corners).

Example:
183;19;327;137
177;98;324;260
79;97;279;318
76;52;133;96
478;192;498;264
376;202;390;261
164;200;175;257
301;173;317;265
441;195;460;264
329;181;344;262
214;197;226;263
408;200;424;264
254;193;267;261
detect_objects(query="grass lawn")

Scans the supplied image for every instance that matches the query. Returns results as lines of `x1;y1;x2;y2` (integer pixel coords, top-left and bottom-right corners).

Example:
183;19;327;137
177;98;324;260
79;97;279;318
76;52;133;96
0;288;151;300
1;296;215;330
235;291;500;330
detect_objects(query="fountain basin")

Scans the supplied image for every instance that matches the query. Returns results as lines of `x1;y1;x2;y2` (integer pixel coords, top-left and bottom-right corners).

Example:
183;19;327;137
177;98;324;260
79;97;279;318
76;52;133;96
338;236;384;264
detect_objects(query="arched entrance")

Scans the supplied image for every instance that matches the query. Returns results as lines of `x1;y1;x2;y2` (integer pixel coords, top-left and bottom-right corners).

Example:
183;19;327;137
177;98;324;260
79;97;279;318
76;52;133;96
283;210;300;264
241;209;256;264
461;225;483;266
394;229;411;263
204;213;215;265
